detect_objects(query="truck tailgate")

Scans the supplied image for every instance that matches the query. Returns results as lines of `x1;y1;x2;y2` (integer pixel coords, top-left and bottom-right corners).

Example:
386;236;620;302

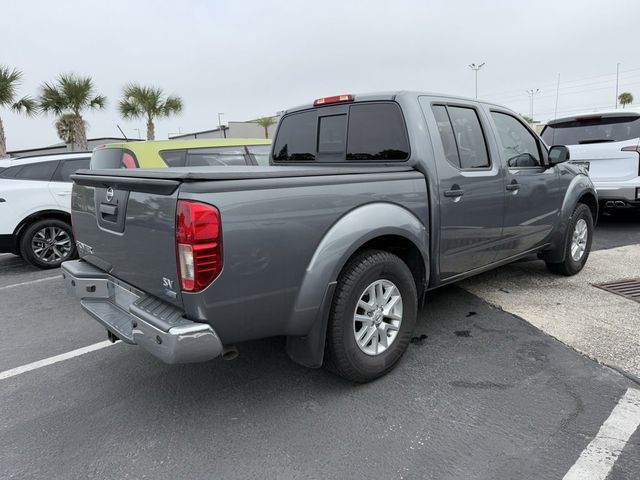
71;175;184;307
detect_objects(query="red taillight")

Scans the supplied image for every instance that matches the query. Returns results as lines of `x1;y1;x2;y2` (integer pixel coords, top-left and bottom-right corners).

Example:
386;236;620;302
621;146;640;175
575;115;602;122
122;152;136;169
313;94;354;107
176;200;222;292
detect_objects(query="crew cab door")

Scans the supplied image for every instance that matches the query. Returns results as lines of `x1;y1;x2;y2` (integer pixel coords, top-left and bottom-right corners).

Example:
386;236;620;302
487;110;562;259
420;98;505;279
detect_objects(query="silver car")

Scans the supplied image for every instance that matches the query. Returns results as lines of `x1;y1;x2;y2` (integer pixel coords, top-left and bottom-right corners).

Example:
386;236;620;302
541;111;640;210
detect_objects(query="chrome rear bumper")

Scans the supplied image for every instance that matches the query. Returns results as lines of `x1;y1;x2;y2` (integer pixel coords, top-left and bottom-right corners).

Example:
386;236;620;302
61;260;223;364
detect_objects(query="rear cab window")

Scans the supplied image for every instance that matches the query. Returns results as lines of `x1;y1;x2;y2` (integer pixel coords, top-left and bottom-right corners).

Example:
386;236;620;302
90;148;139;169
272;101;409;163
541;115;640;145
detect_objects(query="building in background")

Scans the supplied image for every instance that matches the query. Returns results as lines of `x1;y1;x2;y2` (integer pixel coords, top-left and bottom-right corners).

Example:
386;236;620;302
170;117;281;141
7;137;142;157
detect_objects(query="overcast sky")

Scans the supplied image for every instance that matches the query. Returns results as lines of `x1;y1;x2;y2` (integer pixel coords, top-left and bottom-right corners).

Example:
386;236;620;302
2;0;640;151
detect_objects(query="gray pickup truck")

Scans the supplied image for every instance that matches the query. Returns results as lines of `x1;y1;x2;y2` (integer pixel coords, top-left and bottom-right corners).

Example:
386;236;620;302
62;91;597;382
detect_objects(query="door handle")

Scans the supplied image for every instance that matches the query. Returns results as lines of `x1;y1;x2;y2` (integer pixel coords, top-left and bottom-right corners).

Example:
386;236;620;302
56;191;72;196
99;203;118;216
506;181;520;191
444;184;465;198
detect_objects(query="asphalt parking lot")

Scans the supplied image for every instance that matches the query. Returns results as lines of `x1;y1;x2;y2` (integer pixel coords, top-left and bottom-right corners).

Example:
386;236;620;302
1;214;639;479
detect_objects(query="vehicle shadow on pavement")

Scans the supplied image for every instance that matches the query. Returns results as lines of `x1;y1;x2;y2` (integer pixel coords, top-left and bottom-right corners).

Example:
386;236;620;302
2;286;637;480
593;210;640;251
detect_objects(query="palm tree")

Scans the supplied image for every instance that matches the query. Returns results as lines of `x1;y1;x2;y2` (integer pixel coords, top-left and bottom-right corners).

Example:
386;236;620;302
618;92;634;109
0;66;38;158
255;116;277;139
119;84;183;140
55;113;88;150
39;73;106;151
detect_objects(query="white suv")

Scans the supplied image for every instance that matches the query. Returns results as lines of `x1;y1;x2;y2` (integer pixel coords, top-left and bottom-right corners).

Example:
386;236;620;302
0;152;90;268
541;111;640;211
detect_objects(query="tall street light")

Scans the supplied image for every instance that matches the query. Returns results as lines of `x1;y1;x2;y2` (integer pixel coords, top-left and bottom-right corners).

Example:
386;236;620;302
468;62;485;98
526;88;540;120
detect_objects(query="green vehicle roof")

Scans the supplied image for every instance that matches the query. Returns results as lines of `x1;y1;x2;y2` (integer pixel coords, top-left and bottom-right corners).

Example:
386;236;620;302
96;138;272;168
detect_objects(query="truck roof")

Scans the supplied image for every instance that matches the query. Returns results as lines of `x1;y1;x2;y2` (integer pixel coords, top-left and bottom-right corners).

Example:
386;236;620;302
282;91;510;114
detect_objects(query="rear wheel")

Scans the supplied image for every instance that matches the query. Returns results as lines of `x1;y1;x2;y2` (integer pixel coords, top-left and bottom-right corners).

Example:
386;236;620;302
324;249;417;383
20;219;77;269
545;203;593;276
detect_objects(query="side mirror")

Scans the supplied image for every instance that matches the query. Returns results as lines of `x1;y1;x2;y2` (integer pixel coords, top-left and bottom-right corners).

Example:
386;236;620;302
548;145;570;166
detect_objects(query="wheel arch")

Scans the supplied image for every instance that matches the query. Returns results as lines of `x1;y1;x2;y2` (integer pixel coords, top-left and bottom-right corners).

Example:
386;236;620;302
13;210;72;253
286;202;429;368
541;177;597;263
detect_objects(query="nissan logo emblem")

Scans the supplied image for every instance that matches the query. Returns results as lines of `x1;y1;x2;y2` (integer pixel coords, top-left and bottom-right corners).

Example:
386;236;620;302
106;187;114;202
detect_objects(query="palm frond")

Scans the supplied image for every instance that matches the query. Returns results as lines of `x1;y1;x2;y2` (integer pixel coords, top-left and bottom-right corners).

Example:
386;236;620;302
255;116;276;128
119;83;183;120
12;96;39;116
0;65;23;107
119;97;143;119
39;73;106;115
162;95;183;116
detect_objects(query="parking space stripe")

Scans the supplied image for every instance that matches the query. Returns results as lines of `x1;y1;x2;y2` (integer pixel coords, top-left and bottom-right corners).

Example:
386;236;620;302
563;388;640;480
0;275;62;291
0;341;117;381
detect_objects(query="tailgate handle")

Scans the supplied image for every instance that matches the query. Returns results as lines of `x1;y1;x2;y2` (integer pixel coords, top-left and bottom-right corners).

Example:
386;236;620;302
99;203;118;216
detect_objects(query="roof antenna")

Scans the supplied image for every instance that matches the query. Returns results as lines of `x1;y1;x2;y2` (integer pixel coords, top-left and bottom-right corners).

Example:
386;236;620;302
116;124;129;141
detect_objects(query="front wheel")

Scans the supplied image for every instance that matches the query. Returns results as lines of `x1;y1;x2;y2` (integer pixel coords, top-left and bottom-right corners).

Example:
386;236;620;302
20;219;77;269
324;249;417;383
545;203;593;276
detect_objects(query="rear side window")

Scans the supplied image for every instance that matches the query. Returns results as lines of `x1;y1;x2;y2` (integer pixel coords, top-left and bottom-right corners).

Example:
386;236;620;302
541;115;640;145
90;148;139;169
186;146;248;167
52;158;91;182
0;165;22;178
11;161;59;181
431;105;490;169
346;103;409;160
273;110;317;161
160;149;186;167
273;102;409;162
431;105;461;168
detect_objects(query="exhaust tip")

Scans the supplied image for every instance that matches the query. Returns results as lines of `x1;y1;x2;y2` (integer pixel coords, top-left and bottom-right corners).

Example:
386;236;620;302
222;345;239;361
605;201;615;208
615;201;626;208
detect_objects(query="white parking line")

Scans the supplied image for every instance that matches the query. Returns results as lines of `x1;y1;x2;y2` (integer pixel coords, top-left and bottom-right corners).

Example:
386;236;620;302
0;341;116;381
563;388;640;480
0;275;62;291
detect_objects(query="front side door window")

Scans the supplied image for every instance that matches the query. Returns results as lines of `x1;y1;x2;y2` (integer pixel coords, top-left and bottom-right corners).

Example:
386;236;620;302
491;112;541;168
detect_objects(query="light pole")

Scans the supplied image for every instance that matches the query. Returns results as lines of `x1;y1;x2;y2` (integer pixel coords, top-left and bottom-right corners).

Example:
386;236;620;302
468;62;485;98
615;62;620;109
526;88;540;120
217;112;226;138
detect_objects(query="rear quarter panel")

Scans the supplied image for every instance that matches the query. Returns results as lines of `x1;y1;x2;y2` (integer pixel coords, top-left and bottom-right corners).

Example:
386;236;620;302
177;172;428;344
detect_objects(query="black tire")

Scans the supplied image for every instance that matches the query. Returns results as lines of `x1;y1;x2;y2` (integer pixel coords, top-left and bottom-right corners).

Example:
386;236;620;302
545;203;593;276
324;249;418;383
20;218;77;269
